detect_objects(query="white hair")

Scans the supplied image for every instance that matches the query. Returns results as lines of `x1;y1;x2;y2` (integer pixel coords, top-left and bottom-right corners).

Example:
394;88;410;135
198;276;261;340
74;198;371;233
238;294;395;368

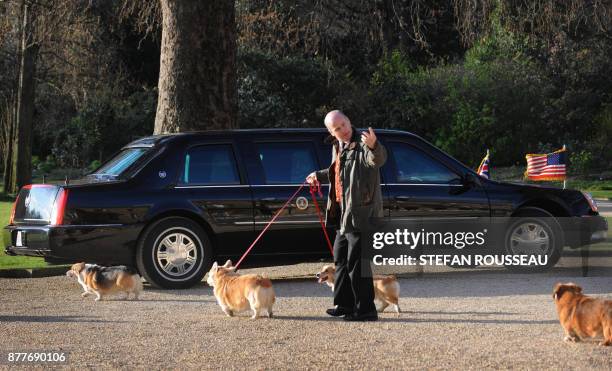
324;110;351;128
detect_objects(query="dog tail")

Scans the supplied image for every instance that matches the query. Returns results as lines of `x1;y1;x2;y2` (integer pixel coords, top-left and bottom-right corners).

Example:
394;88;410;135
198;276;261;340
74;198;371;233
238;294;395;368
256;276;273;288
380;275;396;284
90;266;103;285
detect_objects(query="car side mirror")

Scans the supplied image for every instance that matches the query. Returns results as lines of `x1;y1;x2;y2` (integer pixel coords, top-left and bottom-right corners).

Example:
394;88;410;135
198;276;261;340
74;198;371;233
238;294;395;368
462;173;480;187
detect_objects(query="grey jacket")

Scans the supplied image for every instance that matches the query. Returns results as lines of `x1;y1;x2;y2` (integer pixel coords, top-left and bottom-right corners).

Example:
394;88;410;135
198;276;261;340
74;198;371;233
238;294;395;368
315;129;387;234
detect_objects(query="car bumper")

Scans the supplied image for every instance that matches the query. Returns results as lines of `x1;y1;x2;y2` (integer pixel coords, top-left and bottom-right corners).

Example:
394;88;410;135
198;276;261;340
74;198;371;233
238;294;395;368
565;215;608;247
3;224;142;265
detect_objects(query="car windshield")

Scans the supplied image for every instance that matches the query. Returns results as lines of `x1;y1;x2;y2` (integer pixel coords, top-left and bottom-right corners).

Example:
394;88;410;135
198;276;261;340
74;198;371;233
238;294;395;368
92;148;149;177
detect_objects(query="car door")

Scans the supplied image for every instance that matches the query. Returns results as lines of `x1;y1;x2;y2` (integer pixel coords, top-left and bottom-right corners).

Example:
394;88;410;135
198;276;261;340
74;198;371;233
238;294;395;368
240;135;331;259
385;139;490;221
174;141;255;257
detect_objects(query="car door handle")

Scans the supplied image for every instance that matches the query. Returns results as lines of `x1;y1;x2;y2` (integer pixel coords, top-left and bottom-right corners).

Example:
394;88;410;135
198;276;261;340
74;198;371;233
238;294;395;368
394;196;412;201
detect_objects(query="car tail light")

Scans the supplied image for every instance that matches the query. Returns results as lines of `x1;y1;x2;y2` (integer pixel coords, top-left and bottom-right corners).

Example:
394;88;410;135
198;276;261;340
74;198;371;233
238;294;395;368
8;195;19;225
50;188;69;225
581;191;598;212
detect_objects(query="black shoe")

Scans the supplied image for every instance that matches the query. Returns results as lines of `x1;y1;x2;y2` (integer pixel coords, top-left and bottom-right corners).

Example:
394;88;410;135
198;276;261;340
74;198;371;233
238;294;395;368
343;311;378;322
326;307;352;317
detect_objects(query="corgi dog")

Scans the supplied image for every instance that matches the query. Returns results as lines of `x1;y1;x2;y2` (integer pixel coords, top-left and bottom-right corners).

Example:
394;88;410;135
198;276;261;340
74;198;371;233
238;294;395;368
553;282;612;346
206;260;275;319
66;262;143;301
316;264;401;314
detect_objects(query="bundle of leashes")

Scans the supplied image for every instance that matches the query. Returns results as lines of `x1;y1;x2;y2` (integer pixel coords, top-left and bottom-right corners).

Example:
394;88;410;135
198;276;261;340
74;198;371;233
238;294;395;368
234;181;334;270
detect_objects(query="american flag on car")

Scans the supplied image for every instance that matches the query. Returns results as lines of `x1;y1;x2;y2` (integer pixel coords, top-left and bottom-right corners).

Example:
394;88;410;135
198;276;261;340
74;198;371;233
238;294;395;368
525;148;567;181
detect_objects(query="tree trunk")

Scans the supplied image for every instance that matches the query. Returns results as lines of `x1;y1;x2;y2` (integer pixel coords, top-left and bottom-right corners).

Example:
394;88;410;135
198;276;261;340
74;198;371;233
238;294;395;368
10;2;37;193
154;0;237;134
2;98;16;193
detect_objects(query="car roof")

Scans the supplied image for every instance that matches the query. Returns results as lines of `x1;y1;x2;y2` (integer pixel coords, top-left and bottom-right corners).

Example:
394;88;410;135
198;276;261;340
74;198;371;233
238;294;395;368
124;128;419;148
122;128;476;176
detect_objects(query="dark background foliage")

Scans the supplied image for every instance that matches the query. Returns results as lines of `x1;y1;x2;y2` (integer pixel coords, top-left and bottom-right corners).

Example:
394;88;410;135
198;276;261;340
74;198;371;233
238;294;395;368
1;0;611;175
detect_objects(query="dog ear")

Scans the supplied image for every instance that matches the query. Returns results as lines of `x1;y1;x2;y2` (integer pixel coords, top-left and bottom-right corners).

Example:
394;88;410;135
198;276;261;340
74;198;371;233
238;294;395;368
71;262;83;273
553;283;564;300
553;283;581;300
222;260;232;268
211;262;218;270
574;284;583;293
565;282;583;293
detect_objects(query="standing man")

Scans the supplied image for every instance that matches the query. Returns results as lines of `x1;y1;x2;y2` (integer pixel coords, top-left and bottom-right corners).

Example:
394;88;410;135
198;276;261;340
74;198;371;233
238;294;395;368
306;110;387;321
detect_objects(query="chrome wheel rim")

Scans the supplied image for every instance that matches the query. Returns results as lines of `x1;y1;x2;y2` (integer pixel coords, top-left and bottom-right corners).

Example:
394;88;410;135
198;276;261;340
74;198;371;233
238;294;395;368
509;222;550;255
155;232;198;277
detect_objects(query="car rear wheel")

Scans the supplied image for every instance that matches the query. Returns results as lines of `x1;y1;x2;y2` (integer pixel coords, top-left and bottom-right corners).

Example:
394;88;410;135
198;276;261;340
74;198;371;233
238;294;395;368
503;207;562;272
136;216;212;289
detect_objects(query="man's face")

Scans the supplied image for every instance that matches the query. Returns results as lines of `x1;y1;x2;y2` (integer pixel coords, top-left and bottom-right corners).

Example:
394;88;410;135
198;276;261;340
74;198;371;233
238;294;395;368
326;118;353;143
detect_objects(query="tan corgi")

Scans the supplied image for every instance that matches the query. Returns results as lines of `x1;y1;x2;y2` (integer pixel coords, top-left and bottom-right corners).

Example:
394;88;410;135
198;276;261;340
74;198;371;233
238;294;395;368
316;264;401;314
553;282;612;346
206;260;275;319
66;262;143;301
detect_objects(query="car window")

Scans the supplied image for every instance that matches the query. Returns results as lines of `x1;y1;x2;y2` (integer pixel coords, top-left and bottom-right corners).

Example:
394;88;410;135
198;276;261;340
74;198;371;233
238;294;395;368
256;142;318;184
93;148;149;177
389;142;460;184
182;144;240;184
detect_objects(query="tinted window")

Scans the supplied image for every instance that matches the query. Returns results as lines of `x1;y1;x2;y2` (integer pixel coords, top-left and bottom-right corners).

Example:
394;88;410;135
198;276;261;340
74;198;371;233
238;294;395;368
182;145;240;184
389;142;459;184
256;142;318;184
94;148;149;176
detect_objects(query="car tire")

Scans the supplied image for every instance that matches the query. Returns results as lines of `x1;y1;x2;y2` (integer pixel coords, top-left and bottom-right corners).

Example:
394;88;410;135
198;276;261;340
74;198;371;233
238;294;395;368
503;207;563;272
136;216;213;289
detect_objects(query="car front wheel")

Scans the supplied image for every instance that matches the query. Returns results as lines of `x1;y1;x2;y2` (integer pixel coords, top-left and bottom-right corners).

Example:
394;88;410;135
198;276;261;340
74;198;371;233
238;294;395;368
503;207;562;272
136;216;212;289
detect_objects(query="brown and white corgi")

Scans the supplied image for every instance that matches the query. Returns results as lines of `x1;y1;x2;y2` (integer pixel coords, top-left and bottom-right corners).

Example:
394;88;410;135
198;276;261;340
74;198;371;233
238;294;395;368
553;282;612;346
316;264;401;314
206;260;275;319
66;262;143;301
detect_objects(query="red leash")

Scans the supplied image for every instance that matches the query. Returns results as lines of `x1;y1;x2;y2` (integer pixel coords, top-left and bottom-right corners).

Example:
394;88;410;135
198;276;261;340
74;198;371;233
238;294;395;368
234;181;334;270
308;181;334;257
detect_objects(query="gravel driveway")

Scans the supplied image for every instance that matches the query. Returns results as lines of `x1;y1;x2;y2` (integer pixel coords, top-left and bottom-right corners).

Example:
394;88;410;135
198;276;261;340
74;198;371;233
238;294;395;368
1;261;611;369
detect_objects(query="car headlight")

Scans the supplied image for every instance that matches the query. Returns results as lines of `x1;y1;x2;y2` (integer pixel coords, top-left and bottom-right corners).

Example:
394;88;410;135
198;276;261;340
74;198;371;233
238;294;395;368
581;191;598;212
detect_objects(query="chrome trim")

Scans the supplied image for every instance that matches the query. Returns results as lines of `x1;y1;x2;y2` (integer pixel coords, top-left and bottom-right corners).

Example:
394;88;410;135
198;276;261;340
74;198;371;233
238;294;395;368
54;224;125;228
254;220;320;225
234;220;321;225
391;217;479;221
175;184;312;189
382;183;464;187
175;184;248;189
251;184;308;187
177;183;465;188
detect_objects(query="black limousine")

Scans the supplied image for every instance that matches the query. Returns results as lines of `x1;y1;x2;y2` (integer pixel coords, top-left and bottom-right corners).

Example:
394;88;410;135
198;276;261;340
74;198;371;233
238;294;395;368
5;129;608;288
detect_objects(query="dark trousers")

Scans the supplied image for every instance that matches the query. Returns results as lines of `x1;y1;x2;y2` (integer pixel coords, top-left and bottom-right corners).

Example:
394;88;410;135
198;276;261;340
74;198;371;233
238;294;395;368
333;231;376;314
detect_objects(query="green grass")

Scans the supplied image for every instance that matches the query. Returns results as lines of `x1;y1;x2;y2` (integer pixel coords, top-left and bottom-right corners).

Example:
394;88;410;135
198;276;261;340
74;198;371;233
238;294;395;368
0;199;50;269
589;190;612;200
